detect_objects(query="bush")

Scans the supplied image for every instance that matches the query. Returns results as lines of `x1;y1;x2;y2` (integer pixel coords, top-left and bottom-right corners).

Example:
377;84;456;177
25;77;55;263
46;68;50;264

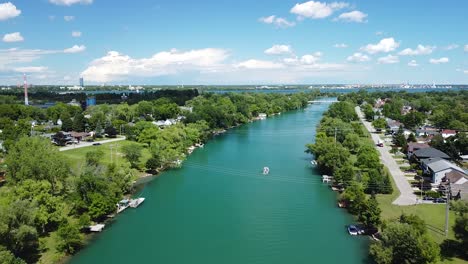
425;191;441;198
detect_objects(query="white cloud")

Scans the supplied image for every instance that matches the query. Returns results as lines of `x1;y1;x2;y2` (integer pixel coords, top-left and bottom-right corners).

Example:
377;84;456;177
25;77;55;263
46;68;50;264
0;48;59;68
408;60;418;67
429;57;449;64
442;44;459;50
81;48;230;82
398;44;435;56
0;2;21;21
333;43;348;48
64;45;86;53
258;15;295;28
361;38;400;54
72;31;82;37
300;52;322;64
377;54;399;64
347;52;370;62
13;66;48;73
3;32;24;42
264;45;293;55
335;11;367;23
64;16;74;22
464;45;468;52
290;1;348;19
235;59;284;70
49;0;92;6
375;31;384;36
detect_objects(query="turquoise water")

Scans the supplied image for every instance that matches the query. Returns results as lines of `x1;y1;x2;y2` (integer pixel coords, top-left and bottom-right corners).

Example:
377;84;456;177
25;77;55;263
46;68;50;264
70;101;368;264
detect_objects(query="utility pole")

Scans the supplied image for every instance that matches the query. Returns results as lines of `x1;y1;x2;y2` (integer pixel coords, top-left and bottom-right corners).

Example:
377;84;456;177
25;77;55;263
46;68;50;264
334;127;337;145
444;180;451;237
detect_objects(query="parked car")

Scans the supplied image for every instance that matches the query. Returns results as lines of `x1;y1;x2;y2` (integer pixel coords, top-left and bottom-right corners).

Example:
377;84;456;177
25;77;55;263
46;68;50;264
347;225;359;236
433;198;447;204
92;142;101;146
422;196;434;201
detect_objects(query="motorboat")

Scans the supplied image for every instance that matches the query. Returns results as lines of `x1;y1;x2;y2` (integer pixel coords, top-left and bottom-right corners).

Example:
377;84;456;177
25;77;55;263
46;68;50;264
129;197;145;208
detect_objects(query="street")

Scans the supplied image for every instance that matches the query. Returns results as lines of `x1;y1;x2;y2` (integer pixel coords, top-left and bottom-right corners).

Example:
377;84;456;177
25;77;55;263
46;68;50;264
59;136;126;151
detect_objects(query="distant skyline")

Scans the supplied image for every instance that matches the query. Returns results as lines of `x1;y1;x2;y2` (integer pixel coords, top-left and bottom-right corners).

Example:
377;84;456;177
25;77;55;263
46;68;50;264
0;0;467;85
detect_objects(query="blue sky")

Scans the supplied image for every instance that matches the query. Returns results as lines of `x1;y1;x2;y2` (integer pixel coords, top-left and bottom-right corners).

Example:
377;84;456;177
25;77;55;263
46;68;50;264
0;0;467;85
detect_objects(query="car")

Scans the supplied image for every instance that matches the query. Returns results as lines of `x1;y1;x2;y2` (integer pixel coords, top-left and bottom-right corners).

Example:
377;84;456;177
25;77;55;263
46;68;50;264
422;196;434;201
92;142;101;146
347;225;359;236
433;198;447;203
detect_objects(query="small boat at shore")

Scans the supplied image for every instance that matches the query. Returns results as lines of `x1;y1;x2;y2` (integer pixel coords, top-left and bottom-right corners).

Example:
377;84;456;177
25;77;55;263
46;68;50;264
116;199;130;213
129;197;145;208
263;167;270;175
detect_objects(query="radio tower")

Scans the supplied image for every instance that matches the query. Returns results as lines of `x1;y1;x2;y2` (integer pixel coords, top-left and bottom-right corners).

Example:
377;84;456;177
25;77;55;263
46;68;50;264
23;73;29;106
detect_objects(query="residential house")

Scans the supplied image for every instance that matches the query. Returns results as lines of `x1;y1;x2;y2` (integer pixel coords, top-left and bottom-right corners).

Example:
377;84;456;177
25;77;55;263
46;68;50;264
441;129;457;139
441;170;468;201
69;132;91;142
374;98;386;108
386;119;403;133
412;147;451;161
406;142;430;158
401;105;412;115
415;128;439;137
421;157;465;184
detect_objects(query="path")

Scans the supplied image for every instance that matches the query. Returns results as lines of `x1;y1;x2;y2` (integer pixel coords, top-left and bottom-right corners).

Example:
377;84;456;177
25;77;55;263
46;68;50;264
59;136;126;152
355;106;417;205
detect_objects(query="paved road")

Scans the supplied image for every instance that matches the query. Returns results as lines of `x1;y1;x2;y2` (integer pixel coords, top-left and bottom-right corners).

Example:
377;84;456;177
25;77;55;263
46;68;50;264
355;106;417;205
59;136;126;152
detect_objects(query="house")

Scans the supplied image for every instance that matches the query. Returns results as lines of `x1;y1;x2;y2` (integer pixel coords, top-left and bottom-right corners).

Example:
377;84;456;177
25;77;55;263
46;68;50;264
412;147;451;161
401;105;412;115
415;128;440;137
69;132;91;142
441;129;457;139
386;119;403;133
374;98;386;108
421;157;465;184
441;170;468;201
407;142;430;158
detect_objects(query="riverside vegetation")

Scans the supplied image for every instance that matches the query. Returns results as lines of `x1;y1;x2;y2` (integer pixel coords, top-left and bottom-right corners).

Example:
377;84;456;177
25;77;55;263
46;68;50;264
307;92;468;264
0;91;319;263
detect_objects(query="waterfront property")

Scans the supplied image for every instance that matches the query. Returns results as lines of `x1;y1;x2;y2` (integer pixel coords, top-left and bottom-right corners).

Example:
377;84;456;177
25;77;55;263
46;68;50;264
421;158;466;184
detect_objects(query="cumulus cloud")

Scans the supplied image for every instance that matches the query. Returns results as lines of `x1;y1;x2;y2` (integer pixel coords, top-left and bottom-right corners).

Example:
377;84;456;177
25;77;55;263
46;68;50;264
377;54;399;64
361;38;400;54
72;31;82;37
442;44;459;50
429;57;449;64
0;48;59;67
408;60;418;67
81;48;230;82
258;15;295;28
49;0;92;6
3;32;24;42
0;2;21;21
347;52;370;63
235;59;284;70
334;43;348;48
13;66;48;73
335;11;367;23
264;45;293;55
64;16;74;21
398;45;435;56
290;1;349;19
64;45;86;53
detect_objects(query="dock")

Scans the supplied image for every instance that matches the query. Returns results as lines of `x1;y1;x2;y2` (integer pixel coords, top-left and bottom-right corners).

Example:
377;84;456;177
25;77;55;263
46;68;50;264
89;224;105;232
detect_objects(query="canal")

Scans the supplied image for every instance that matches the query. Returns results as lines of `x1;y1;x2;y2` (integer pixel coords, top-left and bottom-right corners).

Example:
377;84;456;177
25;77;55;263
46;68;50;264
70;100;368;264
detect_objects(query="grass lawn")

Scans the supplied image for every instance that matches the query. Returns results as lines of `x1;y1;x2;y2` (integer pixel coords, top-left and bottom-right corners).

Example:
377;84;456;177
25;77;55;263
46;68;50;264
60;140;151;175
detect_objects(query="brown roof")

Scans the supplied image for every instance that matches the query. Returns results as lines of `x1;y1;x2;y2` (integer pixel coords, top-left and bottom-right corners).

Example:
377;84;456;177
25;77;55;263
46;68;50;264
444;170;467;184
407;142;430;153
70;132;90;138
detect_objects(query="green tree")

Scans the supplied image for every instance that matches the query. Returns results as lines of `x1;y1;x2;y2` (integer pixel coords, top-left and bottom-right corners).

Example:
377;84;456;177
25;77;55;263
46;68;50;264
121;143;143;169
343;133;361;153
372;118;387;130
407;133;417;143
85;149;104;167
5;137;69;192
453;213;468;257
359;195;381;229
56;221;83;254
394;125;407;147
333;163;355;187
72;113;86;132
399;214;426;235
0;246;26;264
340;183;367;215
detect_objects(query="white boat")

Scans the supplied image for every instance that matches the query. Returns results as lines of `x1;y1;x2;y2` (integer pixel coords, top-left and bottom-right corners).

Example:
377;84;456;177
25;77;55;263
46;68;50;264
89;224;105;232
129;197;145;208
263;167;270;175
116;199;130;213
310;160;317;165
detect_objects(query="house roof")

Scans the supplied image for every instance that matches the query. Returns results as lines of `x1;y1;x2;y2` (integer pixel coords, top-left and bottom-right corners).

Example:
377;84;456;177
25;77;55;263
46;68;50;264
70;132;90;138
421;158;464;173
413;147;450;159
387;119;402;128
444;170;468;184
407;142;430;153
441;129;456;134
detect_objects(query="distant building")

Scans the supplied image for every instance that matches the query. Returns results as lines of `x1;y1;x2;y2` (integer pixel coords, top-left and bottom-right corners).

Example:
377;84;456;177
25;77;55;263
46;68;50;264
86;97;96;107
80;77;84;87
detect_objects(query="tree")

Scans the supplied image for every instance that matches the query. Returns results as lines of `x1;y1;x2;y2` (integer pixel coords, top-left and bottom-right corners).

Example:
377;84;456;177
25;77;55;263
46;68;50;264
359;195;381;229
0;246;26;264
56;221;83;254
5;137;69;192
88;193;116;220
333;163;355;187
85;149;104;167
121;143;143;169
343;133;361;153
370;222;440;264
372;118;387;130
407;133;417;143
399;214;426;235
146;156;161;172
393;125;407;147
72;113;86;132
340;183;367;215
105;125;117;138
453;213;468;257
60;112;73;132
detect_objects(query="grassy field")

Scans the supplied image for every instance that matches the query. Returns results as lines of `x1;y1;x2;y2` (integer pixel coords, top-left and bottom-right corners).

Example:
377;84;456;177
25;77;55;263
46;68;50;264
60;140;151;175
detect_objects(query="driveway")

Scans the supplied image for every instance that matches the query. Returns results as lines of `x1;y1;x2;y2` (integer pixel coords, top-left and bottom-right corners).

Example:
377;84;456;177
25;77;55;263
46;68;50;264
355;106;417;205
59;136;126;152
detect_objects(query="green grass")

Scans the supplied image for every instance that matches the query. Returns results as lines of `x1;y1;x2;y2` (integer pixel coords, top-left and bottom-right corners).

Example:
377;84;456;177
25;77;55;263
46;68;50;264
61;140;151;175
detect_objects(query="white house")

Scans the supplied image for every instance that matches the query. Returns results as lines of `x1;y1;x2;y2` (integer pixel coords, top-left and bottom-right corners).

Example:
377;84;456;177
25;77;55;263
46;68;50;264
441;129;457;139
421;157;466;184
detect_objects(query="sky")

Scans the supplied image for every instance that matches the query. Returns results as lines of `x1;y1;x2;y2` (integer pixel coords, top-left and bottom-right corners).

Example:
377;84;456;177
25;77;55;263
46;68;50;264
0;0;467;85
